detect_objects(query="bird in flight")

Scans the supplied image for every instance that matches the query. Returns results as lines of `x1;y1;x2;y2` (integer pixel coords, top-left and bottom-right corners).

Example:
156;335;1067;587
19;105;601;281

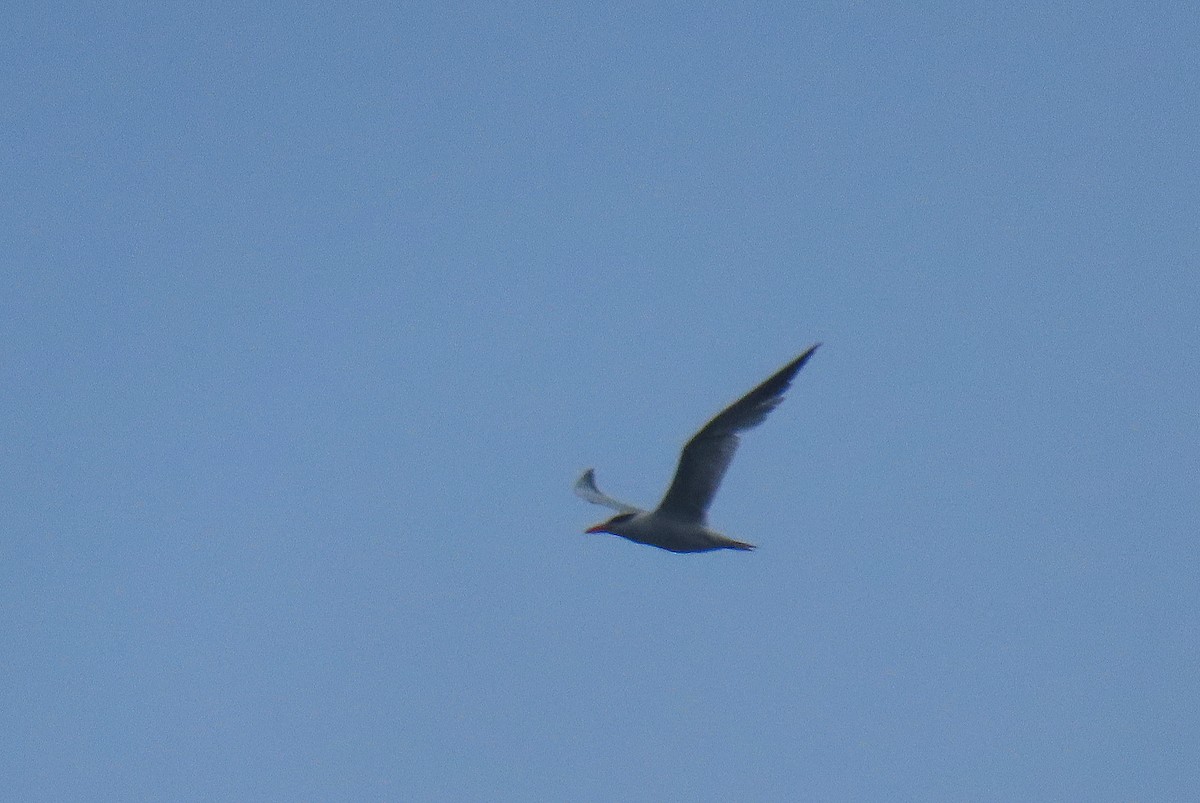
574;344;820;553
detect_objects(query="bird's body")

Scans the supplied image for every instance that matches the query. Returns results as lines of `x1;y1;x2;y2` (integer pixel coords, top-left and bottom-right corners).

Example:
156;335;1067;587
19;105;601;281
585;509;755;553
575;344;820;553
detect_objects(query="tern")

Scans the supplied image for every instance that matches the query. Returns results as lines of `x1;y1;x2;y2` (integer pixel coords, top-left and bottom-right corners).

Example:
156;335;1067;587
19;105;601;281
575;344;820;553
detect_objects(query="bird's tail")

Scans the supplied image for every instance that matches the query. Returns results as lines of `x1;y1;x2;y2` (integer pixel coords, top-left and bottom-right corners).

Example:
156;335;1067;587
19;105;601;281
723;539;756;551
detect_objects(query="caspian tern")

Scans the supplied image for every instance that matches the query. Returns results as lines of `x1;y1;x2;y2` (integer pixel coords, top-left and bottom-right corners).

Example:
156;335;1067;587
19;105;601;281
575;344;820;553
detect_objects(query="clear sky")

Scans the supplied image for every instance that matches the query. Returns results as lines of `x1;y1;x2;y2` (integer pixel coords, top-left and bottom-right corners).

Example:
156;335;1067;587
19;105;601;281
4;2;1197;800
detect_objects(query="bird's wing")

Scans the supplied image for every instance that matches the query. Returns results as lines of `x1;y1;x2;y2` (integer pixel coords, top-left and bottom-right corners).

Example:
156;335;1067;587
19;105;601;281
655;344;820;523
573;469;643;514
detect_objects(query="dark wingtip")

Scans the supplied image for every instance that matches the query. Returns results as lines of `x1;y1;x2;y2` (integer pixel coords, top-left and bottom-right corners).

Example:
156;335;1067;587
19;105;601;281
768;343;820;389
795;342;821;365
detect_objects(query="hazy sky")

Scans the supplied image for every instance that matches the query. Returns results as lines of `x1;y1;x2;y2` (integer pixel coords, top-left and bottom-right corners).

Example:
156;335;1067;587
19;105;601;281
4;2;1197;799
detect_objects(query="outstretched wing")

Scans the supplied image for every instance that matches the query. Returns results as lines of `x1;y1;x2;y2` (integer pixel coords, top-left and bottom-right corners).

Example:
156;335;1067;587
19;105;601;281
573;468;643;514
655;344;820;523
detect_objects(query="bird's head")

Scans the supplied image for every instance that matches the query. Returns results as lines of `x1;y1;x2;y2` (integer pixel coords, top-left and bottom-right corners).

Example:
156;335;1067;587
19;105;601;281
585;512;635;535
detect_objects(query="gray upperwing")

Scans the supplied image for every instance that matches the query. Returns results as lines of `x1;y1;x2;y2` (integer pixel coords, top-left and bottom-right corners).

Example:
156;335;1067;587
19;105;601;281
655;344;820;522
574;469;643;514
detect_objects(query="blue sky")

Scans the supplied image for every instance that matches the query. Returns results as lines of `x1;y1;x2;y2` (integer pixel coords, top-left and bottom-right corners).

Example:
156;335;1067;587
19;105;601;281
4;2;1197;799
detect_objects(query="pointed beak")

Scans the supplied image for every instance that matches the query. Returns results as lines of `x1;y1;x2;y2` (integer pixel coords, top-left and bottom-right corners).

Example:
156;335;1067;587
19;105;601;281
585;523;607;534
